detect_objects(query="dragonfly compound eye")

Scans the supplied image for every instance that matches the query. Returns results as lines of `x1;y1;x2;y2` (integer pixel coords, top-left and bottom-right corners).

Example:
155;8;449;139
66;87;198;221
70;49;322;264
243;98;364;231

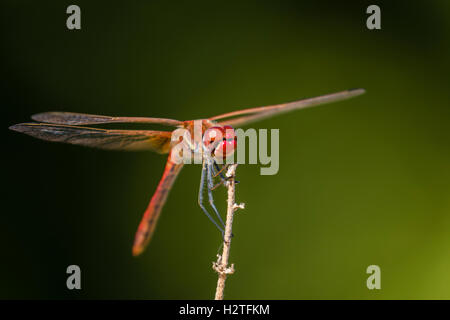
213;125;237;160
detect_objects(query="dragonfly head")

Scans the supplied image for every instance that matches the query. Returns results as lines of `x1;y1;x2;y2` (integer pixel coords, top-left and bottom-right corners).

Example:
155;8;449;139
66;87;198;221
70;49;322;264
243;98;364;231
203;125;237;161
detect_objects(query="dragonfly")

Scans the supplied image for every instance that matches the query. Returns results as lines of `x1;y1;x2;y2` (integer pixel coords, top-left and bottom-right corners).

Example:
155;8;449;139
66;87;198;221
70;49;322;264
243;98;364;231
9;88;365;256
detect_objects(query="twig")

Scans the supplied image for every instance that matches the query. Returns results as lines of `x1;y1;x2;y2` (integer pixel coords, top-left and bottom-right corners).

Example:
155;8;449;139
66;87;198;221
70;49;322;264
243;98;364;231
212;164;244;300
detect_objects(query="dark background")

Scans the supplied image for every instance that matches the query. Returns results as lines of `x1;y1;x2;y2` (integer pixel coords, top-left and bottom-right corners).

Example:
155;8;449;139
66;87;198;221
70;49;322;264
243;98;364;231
2;1;449;299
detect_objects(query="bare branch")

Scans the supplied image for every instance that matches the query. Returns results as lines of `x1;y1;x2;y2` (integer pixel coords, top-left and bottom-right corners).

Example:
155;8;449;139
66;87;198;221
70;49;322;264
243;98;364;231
213;164;244;300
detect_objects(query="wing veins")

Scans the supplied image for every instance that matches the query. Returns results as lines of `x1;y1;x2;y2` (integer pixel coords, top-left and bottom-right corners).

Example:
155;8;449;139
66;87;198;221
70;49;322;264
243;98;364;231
211;88;365;127
32;112;183;127
9;123;172;153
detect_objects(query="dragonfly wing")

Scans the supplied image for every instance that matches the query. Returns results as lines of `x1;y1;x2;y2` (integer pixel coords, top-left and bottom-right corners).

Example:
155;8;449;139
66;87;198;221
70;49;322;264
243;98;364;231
211;88;365;127
132;156;184;256
32;112;183;127
9;123;172;153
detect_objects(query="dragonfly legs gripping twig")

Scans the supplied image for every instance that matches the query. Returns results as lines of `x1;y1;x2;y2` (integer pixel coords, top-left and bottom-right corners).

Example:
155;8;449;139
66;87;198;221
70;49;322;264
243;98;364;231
198;156;241;241
198;158;238;240
213;162;228;179
211;163;239;190
198;160;225;236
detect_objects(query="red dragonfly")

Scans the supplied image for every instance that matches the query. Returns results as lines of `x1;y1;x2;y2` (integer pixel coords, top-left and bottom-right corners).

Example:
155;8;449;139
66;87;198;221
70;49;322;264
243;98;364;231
9;89;365;256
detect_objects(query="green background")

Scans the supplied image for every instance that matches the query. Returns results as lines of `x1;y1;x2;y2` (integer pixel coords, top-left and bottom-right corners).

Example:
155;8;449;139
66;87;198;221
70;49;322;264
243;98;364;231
2;0;449;299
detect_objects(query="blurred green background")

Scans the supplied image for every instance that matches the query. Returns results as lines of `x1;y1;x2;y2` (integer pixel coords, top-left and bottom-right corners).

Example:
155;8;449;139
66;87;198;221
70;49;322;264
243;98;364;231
2;0;449;299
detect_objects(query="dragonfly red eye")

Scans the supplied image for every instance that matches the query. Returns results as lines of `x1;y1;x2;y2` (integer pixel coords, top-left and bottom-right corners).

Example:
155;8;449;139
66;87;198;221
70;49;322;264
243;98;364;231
222;125;235;140
203;126;237;160
213;125;237;160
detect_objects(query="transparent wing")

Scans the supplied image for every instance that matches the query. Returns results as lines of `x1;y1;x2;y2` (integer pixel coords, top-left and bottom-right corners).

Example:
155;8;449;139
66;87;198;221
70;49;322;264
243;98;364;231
132;156;184;256
9;123;172;153
32;112;183;127
211;88;365;127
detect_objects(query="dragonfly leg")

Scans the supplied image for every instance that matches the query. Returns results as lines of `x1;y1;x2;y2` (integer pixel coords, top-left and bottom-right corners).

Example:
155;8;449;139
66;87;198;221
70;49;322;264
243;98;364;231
213;162;228;178
207;162;226;229
211;163;226;190
208;161;236;240
213;162;239;185
211;180;224;191
198;161;224;235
